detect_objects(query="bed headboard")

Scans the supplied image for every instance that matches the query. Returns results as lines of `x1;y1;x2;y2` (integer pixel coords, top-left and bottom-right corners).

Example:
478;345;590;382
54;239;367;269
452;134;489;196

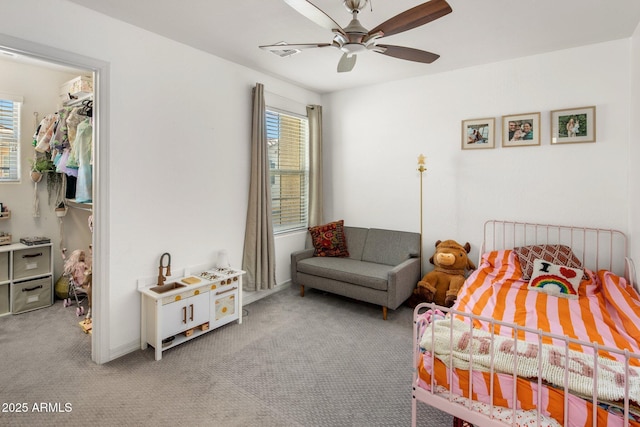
482;220;634;285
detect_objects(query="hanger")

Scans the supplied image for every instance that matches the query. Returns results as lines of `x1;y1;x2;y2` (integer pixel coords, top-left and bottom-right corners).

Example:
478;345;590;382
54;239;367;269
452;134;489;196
79;99;93;117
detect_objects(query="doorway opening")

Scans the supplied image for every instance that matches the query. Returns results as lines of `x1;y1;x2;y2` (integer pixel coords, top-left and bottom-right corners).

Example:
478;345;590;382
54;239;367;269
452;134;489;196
0;34;109;364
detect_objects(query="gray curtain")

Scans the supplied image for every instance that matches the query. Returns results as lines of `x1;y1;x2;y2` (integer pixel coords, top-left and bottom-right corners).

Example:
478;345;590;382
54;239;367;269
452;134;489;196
307;105;323;227
242;83;276;291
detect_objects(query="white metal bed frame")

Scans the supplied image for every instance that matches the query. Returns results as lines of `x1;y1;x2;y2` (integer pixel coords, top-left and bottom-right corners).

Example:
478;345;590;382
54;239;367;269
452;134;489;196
411;220;638;427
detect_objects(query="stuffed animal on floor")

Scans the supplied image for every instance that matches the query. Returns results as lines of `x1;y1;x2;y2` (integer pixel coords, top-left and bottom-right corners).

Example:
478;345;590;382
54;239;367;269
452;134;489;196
407;240;476;308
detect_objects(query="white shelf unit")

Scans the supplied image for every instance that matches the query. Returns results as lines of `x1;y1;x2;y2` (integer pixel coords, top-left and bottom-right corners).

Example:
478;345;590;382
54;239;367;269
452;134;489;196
0;242;54;316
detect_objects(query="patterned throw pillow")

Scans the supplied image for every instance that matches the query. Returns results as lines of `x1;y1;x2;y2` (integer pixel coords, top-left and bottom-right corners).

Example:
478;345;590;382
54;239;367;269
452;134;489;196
528;259;583;299
308;220;349;257
513;244;583;280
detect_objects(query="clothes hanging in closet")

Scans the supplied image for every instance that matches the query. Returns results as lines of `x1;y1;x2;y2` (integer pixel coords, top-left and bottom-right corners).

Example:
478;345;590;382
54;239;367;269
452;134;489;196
55;106;83;178
34;113;58;153
73;118;92;203
49;107;75;177
32;102;93;202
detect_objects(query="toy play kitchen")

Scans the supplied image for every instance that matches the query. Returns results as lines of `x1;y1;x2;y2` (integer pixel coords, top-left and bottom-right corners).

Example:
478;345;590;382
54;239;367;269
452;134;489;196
138;252;244;361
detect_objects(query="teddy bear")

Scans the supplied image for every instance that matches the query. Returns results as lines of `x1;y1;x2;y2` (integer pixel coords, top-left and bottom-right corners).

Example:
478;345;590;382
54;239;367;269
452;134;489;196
407;239;476;308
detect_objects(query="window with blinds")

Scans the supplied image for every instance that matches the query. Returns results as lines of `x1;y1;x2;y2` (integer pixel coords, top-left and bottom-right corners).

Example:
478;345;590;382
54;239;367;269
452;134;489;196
266;108;309;234
0;96;21;182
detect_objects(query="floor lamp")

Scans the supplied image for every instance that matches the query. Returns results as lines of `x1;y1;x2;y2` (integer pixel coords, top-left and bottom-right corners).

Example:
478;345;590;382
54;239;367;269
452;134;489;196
417;154;426;275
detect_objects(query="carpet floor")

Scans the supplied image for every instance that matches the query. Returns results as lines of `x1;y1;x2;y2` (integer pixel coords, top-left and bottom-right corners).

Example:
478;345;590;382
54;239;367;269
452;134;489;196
0;285;452;426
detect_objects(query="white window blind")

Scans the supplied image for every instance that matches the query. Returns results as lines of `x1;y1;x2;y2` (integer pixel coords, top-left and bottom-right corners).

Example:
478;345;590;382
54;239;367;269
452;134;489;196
266;108;309;234
0;95;22;182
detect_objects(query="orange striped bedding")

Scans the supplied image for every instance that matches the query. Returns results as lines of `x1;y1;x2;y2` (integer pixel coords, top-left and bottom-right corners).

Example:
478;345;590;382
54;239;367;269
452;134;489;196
417;357;638;427
417;249;640;427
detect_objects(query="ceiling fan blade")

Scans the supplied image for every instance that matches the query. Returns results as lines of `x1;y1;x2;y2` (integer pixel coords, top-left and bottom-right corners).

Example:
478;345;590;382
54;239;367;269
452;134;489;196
337;53;357;73
368;0;452;38
259;43;333;51
375;44;440;64
284;0;346;35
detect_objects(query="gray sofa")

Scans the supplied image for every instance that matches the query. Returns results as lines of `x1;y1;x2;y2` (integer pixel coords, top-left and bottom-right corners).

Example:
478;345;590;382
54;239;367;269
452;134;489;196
290;226;421;320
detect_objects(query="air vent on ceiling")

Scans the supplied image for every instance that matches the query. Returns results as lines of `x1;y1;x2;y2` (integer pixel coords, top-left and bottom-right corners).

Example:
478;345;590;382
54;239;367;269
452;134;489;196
269;42;301;58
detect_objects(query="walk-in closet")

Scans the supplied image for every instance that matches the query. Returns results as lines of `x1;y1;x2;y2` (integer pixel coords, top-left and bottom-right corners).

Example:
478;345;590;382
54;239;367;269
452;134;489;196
0;51;96;357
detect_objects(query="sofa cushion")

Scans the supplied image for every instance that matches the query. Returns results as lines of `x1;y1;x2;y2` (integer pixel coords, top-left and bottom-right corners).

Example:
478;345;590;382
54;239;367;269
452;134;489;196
296;257;391;291
343;226;369;260
361;228;420;266
308;220;349;257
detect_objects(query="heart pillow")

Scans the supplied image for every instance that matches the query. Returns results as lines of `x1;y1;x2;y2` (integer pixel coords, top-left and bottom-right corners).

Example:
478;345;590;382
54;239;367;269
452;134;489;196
528;259;584;299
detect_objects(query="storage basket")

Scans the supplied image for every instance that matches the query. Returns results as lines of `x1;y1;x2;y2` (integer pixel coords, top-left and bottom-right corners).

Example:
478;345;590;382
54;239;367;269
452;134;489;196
11;277;53;314
0;235;11;246
13;246;51;279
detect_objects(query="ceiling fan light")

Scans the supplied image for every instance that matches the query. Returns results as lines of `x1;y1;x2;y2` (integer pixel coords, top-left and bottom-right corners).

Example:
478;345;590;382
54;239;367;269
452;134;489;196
265;0;451;71
340;43;367;54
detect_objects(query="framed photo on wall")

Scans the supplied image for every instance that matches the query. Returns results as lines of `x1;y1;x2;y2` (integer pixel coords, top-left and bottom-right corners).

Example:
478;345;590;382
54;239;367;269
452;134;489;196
461;117;495;150
550;106;596;144
502;112;540;147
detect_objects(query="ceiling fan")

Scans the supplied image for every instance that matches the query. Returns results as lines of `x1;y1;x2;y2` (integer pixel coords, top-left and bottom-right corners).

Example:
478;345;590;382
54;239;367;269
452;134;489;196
260;0;452;73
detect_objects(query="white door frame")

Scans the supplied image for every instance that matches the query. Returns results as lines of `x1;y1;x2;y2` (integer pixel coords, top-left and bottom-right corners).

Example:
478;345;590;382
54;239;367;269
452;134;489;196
0;33;111;364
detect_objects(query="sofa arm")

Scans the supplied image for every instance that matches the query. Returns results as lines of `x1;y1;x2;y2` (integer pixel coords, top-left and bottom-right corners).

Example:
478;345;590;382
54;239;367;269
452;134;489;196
290;248;315;286
386;257;421;310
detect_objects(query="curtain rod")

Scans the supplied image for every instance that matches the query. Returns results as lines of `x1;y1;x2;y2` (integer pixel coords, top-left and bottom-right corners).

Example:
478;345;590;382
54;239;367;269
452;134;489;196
264;90;318;109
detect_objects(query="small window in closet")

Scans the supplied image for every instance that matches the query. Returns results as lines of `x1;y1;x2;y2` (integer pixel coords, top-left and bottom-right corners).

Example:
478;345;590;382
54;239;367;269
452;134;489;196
0;95;22;182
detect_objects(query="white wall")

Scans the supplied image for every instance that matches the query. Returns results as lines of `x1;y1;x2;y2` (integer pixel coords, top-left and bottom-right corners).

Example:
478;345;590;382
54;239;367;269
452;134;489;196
323;40;632;268
630;23;640;270
0;0;321;362
0;58;93;278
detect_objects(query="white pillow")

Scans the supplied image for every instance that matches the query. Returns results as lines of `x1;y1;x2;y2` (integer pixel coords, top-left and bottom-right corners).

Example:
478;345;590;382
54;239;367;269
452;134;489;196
527;258;583;299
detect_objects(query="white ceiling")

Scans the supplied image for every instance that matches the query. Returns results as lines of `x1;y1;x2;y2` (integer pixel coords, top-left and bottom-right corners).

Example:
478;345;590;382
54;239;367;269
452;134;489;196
66;0;640;94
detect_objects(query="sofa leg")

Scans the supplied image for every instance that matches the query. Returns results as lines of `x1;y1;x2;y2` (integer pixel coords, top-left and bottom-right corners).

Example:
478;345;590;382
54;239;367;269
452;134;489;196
300;285;305;297
382;306;388;320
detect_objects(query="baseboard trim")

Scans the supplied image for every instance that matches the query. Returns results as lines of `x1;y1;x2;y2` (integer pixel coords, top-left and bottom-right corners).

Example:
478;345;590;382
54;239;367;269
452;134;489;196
110;340;141;362
243;280;292;306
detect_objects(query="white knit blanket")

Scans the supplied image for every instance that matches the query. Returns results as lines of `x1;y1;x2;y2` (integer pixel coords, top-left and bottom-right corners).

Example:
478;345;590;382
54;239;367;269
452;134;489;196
420;318;640;404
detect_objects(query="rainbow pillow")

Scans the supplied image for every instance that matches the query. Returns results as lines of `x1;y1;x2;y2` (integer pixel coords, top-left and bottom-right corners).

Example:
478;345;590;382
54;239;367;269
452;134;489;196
527;258;583;299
